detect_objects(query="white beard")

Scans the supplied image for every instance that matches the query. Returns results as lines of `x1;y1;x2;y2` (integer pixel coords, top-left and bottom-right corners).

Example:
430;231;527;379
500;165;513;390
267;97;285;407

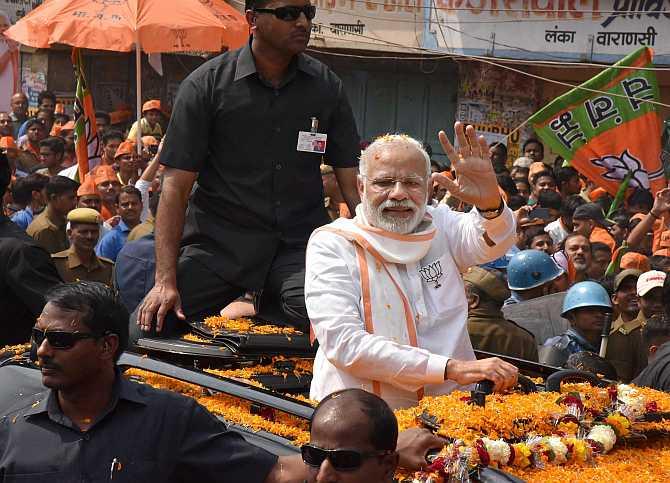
362;197;427;234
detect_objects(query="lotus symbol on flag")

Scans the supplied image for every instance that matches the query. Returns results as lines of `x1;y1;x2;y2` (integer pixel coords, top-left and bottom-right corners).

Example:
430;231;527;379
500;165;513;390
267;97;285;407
591;150;650;190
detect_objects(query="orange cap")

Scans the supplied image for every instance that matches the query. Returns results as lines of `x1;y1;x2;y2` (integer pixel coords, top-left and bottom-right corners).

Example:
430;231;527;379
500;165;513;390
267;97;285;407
0;136;17;149
93;165;118;186
61;120;76;131
529;162;548;181
109;110;133;125
141;135;159;146
114;140;136;159
589;187;608;202
77;176;99;197
653;248;670;257
142;100;161;113
620;252;651;272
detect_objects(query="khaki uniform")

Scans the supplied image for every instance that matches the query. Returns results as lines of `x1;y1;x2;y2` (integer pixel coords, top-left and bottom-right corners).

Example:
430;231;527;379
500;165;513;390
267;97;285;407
127;216;154;241
51;246;114;286
26;207;68;254
463;266;539;362
468;311;539;362
606;312;648;382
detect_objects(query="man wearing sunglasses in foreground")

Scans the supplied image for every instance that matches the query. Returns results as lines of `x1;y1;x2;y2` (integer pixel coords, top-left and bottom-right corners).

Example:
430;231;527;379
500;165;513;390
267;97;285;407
0;282;443;481
137;0;361;337
303;388;400;482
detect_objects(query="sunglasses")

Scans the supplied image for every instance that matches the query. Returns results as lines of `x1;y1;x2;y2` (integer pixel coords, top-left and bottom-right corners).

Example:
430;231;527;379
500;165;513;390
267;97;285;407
31;327;104;350
301;444;393;471
254;5;316;21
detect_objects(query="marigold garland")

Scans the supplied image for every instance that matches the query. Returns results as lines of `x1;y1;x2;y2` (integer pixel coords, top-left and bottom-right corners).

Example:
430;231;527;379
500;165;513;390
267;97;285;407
202;317;303;336
123;366;670;482
204;357;313;389
123;368;311;446
0;343;31;356
181;333;211;343
397;384;670;482
506;439;670;482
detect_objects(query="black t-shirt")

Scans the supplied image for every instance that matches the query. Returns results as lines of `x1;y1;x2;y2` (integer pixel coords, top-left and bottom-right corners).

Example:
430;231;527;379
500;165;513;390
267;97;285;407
0;374;278;482
161;42;360;289
0;215;62;344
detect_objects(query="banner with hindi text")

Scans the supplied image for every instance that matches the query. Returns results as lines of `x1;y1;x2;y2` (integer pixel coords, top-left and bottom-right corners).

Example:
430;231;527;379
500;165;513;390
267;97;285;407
529;47;665;197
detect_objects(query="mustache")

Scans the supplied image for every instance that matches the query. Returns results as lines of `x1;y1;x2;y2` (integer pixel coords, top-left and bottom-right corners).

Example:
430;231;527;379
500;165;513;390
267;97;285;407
379;199;418;211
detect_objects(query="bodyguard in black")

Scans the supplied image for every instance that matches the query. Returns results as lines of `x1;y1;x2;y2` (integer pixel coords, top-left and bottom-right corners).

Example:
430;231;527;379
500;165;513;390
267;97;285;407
137;0;360;335
0;282;307;482
0;153;62;345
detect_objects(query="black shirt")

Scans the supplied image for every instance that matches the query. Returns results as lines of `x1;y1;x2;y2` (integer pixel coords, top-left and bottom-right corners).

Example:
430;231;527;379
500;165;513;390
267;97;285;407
161;41;360;289
632;342;670;392
0;215;62;344
0;373;278;482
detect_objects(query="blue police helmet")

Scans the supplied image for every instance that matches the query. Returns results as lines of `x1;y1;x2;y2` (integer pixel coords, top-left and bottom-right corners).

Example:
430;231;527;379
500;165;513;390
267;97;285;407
507;249;564;291
561;280;612;317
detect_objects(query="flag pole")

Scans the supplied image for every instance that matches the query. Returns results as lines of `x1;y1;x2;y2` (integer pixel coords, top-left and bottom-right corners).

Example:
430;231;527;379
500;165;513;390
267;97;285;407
606;171;633;218
135;31;143;155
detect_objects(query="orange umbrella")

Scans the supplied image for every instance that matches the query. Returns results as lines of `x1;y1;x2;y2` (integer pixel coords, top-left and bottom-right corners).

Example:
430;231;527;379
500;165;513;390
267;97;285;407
5;0;248;151
4;0;247;53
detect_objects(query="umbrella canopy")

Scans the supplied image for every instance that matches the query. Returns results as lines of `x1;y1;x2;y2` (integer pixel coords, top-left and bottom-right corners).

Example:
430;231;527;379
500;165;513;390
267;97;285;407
4;0;248;53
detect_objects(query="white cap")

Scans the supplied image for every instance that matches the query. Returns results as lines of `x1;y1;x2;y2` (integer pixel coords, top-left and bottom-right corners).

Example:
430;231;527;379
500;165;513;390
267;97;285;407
512;156;533;168
637;270;666;297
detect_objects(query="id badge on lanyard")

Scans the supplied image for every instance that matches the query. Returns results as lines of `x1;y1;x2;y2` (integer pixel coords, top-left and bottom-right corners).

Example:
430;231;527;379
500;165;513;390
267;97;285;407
297;117;327;154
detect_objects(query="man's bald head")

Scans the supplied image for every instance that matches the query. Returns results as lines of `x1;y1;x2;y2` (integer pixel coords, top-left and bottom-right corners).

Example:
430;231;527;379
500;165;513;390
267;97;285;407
311;389;398;451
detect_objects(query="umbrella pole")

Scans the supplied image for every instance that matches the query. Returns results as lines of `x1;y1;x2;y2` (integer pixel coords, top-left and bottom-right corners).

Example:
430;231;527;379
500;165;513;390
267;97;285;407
135;34;143;155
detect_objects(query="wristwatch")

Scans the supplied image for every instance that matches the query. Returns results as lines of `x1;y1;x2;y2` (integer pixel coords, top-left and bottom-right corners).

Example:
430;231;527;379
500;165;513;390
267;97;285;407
477;198;505;220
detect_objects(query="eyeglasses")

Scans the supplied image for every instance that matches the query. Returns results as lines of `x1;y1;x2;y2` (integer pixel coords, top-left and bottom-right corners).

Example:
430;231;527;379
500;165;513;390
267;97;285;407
362;175;427;192
254;5;316;21
301;444;393;471
31;327;103;350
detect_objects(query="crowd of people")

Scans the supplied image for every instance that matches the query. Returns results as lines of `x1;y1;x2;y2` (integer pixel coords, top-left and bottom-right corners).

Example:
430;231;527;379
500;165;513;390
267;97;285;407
2;0;670;479
0;91;165;344
457;138;670;388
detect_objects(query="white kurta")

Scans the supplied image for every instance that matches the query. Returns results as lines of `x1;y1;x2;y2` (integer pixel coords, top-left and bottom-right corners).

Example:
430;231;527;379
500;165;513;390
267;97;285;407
305;204;516;409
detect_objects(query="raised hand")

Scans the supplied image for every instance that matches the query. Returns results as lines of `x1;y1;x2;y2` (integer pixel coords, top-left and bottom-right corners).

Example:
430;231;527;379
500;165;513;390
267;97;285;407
431;122;502;211
651;187;670;218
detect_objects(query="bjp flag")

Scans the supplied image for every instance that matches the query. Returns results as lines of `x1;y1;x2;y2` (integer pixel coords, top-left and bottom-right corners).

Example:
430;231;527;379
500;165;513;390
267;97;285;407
530;47;666;197
72;48;101;182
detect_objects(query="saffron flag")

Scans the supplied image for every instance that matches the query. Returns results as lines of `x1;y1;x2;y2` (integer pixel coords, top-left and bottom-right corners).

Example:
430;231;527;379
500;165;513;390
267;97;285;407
530;47;665;197
72;48;101;182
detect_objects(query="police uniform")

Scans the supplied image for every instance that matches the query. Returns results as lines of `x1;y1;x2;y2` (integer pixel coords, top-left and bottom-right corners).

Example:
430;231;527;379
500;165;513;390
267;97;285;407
605;269;647;382
51;208;114;286
464;267;539;362
541;328;599;367
540;281;611;368
606;312;647;382
26;206;68;254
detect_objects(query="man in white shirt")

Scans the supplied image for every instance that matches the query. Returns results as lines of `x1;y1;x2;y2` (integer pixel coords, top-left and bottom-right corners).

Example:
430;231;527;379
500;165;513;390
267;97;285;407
544;194;586;245
305;123;519;410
